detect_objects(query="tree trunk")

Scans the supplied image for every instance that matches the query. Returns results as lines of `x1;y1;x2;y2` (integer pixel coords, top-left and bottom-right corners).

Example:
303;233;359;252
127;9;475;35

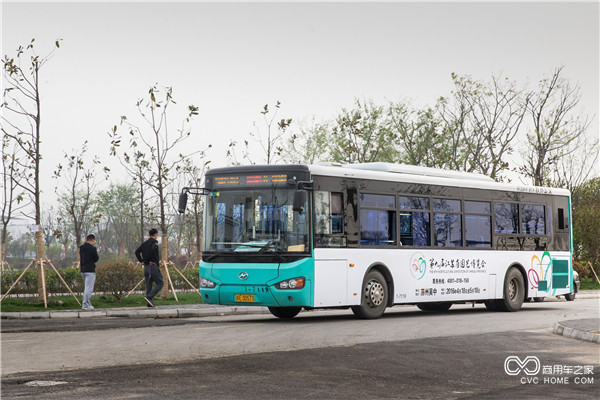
160;232;169;298
35;229;45;301
1;242;6;271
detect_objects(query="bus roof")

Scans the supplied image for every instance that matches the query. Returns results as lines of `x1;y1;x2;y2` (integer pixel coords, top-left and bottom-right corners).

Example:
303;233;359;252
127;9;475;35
204;162;570;197
307;162;571;197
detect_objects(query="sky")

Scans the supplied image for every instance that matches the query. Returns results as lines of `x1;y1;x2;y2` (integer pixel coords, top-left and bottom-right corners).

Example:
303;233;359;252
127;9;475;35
2;1;599;226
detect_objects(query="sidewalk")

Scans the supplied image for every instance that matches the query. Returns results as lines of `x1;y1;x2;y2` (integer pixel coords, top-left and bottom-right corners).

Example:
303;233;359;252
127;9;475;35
0;303;270;320
553;319;600;344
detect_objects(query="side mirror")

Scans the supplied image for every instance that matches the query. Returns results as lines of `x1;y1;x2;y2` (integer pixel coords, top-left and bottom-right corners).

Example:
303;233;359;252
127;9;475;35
293;190;306;213
178;192;188;214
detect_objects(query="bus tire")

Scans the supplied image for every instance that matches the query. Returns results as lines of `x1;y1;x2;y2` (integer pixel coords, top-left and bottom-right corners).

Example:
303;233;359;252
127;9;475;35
351;270;388;319
484;300;499;311
417;302;452;312
565;292;576;301
268;306;302;319
497;267;525;312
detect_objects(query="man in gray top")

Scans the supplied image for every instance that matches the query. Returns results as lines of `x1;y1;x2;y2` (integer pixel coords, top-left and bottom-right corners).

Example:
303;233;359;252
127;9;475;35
79;234;99;310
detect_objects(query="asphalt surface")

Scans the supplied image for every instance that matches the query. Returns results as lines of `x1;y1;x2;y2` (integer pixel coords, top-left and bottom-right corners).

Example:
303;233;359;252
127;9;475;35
1;329;598;399
3;292;599;343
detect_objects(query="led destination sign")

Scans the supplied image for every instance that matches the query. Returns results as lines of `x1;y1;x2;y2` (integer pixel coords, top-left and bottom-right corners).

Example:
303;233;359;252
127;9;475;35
212;174;288;187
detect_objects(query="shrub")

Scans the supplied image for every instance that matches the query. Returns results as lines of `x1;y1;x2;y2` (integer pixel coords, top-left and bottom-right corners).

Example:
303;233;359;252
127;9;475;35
1;269;38;296
168;267;200;291
96;262;143;302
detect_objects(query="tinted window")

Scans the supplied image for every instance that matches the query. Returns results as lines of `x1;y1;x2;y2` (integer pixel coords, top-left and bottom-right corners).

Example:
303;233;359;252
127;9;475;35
360;209;396;246
522;204;545;235
494;202;519;234
360;193;395;209
465;215;491;248
434;198;461;212
399;212;430;246
465;201;490;214
434;213;462;247
398;196;429;210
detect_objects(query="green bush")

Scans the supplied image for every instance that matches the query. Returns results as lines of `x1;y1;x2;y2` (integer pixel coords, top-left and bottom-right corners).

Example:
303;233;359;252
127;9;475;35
1;266;84;297
168;267;200;291
1;269;38;296
95;262;143;302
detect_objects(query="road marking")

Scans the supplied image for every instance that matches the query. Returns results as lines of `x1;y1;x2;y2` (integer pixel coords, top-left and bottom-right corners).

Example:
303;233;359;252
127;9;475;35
1;339;27;343
195;323;265;331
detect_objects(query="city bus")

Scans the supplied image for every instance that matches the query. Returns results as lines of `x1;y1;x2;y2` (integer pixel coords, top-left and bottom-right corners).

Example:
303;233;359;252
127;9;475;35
178;162;574;319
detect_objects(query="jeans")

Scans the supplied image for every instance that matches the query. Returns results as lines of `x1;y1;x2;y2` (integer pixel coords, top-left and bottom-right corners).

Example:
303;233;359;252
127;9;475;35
81;272;96;308
144;263;164;300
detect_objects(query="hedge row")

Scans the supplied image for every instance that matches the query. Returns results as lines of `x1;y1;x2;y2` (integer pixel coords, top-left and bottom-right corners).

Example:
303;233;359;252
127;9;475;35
1;263;200;300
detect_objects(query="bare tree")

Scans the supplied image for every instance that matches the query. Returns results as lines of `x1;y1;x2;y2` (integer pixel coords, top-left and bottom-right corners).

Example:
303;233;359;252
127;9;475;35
109;85;201;297
178;156;210;259
550;132;599;192
227;101;292;165
438;73;529;180
1;136;29;268
2;38;60;300
522;67;592;186
53;141;104;263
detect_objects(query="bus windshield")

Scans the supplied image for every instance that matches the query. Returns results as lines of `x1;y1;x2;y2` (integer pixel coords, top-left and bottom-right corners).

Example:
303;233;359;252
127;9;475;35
203;188;309;255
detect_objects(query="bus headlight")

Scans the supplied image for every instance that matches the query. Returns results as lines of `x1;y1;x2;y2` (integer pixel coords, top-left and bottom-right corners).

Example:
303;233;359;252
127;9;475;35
200;278;217;288
275;277;305;290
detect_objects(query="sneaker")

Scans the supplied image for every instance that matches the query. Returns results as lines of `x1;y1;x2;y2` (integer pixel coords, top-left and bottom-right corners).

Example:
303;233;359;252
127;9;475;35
82;305;94;310
144;297;155;308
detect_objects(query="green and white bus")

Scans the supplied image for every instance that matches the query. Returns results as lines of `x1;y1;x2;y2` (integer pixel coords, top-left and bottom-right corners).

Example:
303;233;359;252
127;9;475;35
178;162;574;319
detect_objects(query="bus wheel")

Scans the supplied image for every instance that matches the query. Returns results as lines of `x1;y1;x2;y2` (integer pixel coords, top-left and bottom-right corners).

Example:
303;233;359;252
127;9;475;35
417;302;452;312
497;267;525;312
484;300;499;311
533;297;545;302
268;307;302;319
565;292;576;301
351;270;388;319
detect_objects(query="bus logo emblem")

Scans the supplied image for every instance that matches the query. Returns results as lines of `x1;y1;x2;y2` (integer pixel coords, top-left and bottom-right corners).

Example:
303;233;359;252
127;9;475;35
410;253;427;280
238;272;249;281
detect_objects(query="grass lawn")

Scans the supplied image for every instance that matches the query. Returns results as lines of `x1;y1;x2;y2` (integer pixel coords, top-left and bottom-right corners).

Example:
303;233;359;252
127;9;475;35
0;292;203;313
580;277;600;291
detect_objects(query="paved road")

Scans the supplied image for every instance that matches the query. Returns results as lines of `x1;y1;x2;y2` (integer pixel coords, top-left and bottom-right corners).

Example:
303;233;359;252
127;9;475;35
1;299;598;399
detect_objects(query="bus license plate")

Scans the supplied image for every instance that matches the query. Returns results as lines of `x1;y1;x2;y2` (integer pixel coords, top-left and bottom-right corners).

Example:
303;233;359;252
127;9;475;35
236;294;255;303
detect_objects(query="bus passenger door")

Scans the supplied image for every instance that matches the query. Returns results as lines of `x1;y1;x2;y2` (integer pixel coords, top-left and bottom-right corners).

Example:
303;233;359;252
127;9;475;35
314;259;348;307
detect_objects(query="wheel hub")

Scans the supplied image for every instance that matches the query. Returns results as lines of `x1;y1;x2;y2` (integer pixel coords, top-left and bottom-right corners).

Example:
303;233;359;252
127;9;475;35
366;280;384;307
508;279;517;300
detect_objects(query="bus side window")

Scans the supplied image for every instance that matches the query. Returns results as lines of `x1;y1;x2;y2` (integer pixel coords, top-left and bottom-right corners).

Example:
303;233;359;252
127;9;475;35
315;191;345;247
558;208;565;230
331;193;344;234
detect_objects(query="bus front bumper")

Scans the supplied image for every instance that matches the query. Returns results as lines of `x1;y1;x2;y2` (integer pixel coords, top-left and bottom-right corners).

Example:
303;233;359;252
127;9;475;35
200;282;312;307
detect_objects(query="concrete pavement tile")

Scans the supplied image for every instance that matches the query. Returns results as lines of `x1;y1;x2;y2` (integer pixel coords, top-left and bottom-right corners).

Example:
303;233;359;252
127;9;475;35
178;309;201;318
78;310;105;318
105;309;135;317
50;311;80;319
133;309;158;318
0;312;21;319
156;309;178;318
19;311;50;319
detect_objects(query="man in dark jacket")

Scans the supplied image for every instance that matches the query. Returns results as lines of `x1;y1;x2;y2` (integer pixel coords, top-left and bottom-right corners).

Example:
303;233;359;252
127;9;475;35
80;234;99;310
135;228;164;307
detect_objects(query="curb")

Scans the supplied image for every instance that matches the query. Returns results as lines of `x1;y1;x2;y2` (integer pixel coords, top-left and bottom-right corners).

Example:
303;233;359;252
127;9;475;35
553;320;600;344
0;306;271;320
